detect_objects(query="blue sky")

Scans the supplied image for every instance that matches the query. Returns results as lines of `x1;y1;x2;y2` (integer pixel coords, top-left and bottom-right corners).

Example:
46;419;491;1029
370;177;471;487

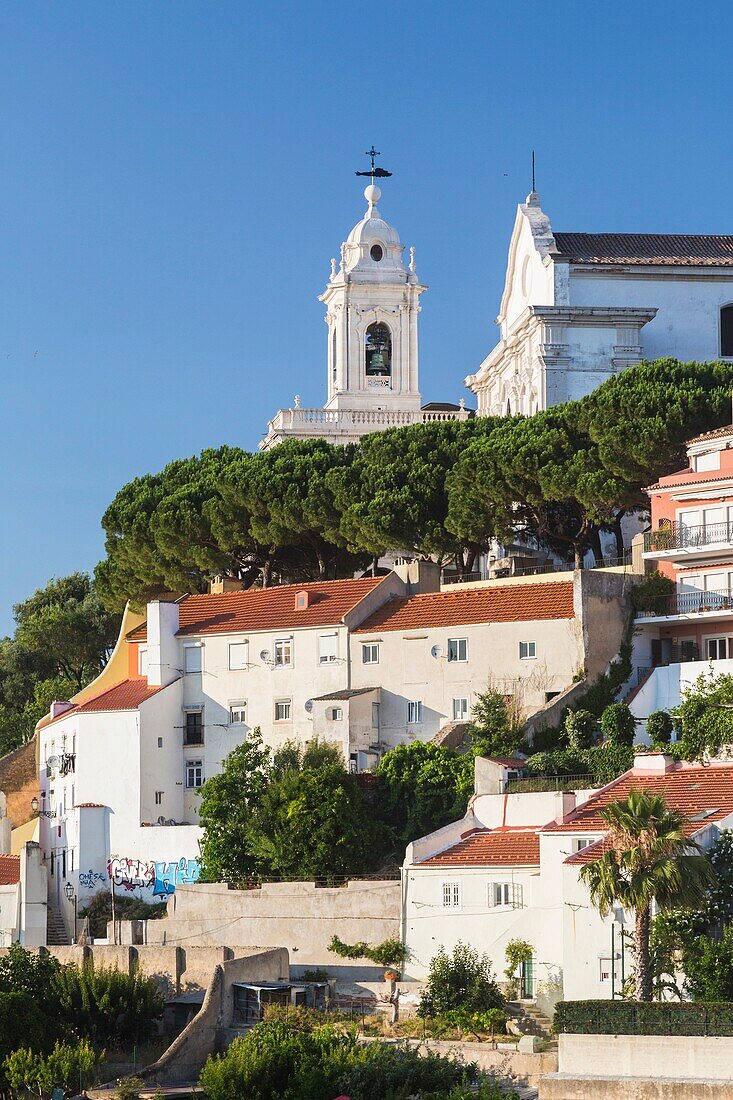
1;1;733;634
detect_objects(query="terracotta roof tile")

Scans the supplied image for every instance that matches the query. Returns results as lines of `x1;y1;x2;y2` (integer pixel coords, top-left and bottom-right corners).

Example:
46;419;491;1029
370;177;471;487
418;829;541;867
549;761;733;838
46;679;173;725
0;855;20;885
128;578;384;641
354;582;574;633
553;232;733;267
687;424;733;444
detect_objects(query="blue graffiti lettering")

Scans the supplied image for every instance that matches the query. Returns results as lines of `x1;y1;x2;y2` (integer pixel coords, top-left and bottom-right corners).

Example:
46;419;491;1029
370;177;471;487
152;857;200;898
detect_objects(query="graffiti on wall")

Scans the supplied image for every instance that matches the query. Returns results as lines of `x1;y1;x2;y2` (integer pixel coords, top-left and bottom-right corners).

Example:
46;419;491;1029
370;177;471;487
78;869;106;890
106;855;200;897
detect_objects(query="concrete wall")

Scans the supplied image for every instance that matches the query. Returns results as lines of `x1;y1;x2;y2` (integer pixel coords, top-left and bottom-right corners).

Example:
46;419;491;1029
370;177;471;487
144;880;401;982
558;1033;733;1081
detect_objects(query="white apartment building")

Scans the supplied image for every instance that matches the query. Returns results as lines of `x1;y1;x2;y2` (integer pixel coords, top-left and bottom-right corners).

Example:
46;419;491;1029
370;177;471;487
36;565;630;940
467;190;733;417
404;753;733;1014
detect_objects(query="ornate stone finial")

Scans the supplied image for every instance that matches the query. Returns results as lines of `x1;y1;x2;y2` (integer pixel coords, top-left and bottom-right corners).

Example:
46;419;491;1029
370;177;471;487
330;257;337;279
294;394;301;408
459;397;466;410
409;246;416;273
340;242;347;271
364;183;381;215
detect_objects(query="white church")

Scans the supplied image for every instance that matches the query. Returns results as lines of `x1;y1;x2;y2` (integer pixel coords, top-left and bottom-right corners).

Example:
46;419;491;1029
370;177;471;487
260;173;470;449
261;166;733;447
467;189;733;416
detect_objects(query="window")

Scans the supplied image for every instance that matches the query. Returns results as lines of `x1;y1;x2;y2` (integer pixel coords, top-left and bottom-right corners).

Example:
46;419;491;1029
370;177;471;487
319;633;338;664
452;697;469;720
229;702;247;724
329;707;343;721
362;642;380;664
447;638;468;663
707;637;728;660
372;702;380;730
489;882;523;908
229;642;248;671
442;882;460;908
184;710;204;745
721;305;733;358
184;645;202;673
155;791;163;806
185;760;203;789
275;699;292;721
157;737;163;748
407;700;423;725
573;838;592;853
331;326;337;383
519;641;537;660
599;957;618;984
274;638;293;668
138;646;149;676
370;243;383;261
365;322;391;377
695;451;721;473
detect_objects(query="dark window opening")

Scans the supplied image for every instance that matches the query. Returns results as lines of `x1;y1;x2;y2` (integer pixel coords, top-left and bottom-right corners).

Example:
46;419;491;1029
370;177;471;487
365;322;391;376
370;243;383;261
184;710;204;745
721;306;733;357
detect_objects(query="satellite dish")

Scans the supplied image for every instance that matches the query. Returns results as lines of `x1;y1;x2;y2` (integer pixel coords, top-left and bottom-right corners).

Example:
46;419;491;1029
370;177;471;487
304;699;314;714
46;755;60;769
430;644;443;659
259;649;270;662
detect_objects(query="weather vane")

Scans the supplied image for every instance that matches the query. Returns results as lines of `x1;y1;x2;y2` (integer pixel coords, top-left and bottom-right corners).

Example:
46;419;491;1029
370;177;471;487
356;146;392;182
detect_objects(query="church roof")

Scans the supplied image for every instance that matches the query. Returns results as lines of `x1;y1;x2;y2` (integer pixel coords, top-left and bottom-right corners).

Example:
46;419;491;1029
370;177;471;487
552;232;733;267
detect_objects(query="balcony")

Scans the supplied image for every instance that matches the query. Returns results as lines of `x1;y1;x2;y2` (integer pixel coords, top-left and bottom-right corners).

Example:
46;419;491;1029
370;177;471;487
644;521;733;563
636;588;733;621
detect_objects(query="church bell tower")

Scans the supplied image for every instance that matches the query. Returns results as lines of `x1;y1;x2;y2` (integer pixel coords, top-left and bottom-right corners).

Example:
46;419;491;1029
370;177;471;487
319;170;426;416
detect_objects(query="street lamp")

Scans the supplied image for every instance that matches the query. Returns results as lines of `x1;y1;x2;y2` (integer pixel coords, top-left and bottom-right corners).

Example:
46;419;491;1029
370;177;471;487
31;793;56;819
64;881;77;944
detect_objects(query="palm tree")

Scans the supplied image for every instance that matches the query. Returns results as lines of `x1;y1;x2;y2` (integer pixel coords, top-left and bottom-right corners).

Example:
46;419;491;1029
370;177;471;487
580;788;716;1001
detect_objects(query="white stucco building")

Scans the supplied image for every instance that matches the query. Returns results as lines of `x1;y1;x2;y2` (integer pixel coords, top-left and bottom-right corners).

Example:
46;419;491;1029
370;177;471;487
404;752;733;1014
36;564;630;940
467;191;733;416
261;175;470;448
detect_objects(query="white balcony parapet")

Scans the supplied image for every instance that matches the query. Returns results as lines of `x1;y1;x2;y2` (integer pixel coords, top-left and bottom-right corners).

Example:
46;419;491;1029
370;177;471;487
260;404;471;448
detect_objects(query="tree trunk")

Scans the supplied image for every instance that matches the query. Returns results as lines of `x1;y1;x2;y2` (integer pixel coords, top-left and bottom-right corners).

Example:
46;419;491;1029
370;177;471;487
589;526;605;567
612;510;627;559
371;556;379;577
635;905;653;1001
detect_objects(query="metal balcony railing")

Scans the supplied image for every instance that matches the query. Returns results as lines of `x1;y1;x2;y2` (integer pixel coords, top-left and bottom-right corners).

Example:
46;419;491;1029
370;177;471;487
644;521;733;554
636;588;733;618
505;773;596;794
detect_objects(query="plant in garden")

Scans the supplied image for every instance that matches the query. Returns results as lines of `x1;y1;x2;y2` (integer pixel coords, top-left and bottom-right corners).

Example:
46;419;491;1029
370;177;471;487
676;671;733;760
418;942;505;1018
646;710;673;746
53;961;164;1047
4;1039;100;1099
504;939;533;996
580;789;716;1000
467;689;523;757
328;936;407;967
563;709;597;752
600;702;637;746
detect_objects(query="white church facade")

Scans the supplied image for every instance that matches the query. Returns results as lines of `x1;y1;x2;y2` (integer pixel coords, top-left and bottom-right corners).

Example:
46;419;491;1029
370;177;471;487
467;189;733;417
260;177;469;449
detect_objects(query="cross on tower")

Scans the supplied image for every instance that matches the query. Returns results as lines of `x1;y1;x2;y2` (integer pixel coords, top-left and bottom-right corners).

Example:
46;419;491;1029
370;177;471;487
356;145;392;180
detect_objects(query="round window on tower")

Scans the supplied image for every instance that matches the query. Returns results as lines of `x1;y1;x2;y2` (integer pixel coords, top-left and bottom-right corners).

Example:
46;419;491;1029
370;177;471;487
370;244;383;262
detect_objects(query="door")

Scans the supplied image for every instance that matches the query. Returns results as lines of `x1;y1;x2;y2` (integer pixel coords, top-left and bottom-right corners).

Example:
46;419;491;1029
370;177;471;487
521;958;535;999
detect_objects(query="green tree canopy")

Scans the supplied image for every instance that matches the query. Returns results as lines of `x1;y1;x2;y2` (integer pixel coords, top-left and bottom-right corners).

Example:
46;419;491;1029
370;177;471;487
375;741;473;850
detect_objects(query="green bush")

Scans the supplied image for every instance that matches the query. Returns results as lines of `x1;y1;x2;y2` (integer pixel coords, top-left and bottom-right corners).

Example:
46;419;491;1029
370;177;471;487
563;709;597;751
646;710;673;745
328;935;406;967
4;1038;101;1097
0;992;51;1087
554;999;733;1036
198;1019;476;1100
53;961;164;1047
79;890;167;938
631;572;675;612
418;942;504;1019
600;702;636;746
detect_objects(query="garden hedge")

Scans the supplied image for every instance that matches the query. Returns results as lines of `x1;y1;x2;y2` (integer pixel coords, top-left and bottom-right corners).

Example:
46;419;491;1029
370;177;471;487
554;1000;733;1036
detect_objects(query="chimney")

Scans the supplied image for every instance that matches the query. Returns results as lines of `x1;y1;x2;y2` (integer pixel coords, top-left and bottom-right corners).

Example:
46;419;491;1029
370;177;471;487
147;600;181;686
209;575;243;594
633;751;675;774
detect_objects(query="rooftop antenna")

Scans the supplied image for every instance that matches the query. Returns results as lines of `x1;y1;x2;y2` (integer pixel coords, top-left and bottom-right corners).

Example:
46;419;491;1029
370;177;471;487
356;146;393;183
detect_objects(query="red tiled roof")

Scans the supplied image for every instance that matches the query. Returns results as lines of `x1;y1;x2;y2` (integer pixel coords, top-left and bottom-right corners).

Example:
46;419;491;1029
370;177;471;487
687;424;733;444
46;679;172;725
128;578;384;641
0;855;20;885
553;232;733;267
548;762;733;837
354;582;574;633
418;829;541;867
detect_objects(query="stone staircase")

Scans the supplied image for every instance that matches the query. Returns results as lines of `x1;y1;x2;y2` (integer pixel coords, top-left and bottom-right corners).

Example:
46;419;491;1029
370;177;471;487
46;901;70;946
506;1000;554;1038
